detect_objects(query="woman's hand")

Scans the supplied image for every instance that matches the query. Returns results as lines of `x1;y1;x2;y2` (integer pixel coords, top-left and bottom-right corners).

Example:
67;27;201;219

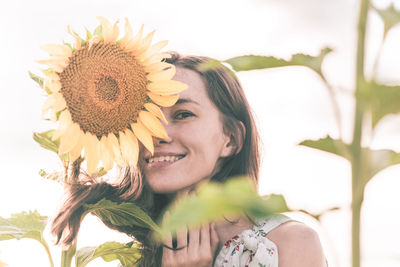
162;222;219;267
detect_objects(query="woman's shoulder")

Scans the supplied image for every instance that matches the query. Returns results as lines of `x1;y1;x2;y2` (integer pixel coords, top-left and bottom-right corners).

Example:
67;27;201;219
266;221;327;267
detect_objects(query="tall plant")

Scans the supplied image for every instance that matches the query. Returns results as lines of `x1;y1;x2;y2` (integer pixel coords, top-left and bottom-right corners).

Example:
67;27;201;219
218;1;400;266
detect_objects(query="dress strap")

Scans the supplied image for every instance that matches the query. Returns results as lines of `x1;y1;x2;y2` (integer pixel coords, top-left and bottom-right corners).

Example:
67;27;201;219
256;214;292;234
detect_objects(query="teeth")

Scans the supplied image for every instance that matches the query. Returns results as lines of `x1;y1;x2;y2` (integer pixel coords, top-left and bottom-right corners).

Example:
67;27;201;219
148;155;182;163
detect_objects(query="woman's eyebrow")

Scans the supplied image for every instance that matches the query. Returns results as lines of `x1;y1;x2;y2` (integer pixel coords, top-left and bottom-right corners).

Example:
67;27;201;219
175;98;200;105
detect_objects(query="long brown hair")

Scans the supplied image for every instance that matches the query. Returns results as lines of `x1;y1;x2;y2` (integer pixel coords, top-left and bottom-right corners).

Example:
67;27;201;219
51;53;261;266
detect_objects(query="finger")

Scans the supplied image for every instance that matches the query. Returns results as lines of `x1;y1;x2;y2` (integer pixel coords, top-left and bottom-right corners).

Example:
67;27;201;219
162;230;174;265
210;223;220;255
162;212;174;265
175;225;188;258
187;225;200;254
199;223;213;266
200;223;211;250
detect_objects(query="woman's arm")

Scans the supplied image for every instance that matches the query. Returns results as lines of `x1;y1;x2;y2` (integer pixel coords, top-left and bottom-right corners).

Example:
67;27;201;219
268;221;327;267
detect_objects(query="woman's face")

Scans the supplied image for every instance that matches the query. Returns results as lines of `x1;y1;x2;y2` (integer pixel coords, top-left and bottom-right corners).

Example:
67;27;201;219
141;67;233;193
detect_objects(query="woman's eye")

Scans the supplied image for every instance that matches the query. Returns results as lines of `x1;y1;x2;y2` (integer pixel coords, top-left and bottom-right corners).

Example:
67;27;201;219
174;111;194;120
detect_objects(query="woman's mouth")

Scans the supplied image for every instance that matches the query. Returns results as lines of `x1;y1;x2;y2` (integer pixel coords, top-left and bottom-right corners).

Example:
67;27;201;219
146;154;186;167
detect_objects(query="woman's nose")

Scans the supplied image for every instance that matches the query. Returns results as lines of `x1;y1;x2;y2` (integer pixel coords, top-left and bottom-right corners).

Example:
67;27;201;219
154;124;173;145
154;134;172;145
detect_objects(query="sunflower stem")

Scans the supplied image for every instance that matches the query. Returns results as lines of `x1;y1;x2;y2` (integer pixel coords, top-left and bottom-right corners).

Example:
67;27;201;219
351;0;369;267
60;242;76;267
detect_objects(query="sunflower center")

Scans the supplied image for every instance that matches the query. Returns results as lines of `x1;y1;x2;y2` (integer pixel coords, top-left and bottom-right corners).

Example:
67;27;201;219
95;76;120;103
59;43;148;136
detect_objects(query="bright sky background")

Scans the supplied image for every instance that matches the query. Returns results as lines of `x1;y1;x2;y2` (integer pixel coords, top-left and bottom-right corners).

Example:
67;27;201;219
1;0;400;266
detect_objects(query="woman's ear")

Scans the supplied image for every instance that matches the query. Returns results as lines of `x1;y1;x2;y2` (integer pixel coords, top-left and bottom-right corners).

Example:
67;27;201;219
220;121;246;157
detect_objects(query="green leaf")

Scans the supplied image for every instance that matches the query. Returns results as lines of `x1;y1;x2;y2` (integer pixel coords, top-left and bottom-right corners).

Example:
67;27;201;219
360;82;400;128
93;25;102;36
0;211;54;266
76;241;141;267
83;199;161;234
85;27;92;40
224;47;332;77
159;177;291;239
373;4;400;36
300;136;400;186
38;169;64;182
361;148;400;186
299;135;351;161
33;130;60;154
28;71;44;88
0;210;47;245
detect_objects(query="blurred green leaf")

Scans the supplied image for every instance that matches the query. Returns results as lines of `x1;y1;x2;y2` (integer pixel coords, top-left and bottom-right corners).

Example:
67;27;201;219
360;82;400;128
76;241;141;267
0;211;47;239
299;135;351;161
28;71;44;88
362;148;400;186
224;47;332;77
0;211;53;265
373;4;400;36
83;199;160;234
85;27;92;40
300;136;400;187
159;178;290;238
93;25;102;37
38;169;64;183
33;130;59;154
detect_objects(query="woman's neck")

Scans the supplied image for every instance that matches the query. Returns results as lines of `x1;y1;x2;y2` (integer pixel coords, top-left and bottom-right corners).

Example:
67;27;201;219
214;216;253;247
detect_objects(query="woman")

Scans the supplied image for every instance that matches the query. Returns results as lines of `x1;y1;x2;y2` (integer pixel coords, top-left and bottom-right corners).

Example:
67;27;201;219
52;53;327;267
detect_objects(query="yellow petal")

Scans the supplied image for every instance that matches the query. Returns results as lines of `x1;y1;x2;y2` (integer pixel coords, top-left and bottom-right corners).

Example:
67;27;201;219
52;110;72;141
120;18;133;48
142;53;171;65
144;102;168;125
131;121;154;154
84;133;100;174
141;30;155;49
41;44;72;58
69;137;83;163
123;24;145;52
67;25;82;50
87;35;101;50
125;130;139;167
139;111;168;139
147;65;176;83
100;136;114;171
145;61;171;73
45;79;62;93
106;133;124;166
43;72;60;81
119;130;139;167
147;92;179;107
37;58;67;73
97;16;113;43
133;24;144;42
42;92;66;119
139;40;168;60
58;123;81;155
148;80;188;95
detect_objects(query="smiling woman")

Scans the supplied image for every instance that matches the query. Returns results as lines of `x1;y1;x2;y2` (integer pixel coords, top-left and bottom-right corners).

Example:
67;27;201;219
51;53;327;267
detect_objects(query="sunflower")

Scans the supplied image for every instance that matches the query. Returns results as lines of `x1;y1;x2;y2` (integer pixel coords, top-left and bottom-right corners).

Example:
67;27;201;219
38;17;187;174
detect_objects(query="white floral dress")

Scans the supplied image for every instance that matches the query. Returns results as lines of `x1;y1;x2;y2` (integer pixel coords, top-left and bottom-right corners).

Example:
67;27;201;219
214;215;291;267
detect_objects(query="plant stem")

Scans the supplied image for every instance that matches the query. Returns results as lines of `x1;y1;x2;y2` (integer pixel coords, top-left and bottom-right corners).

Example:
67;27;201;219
41;241;55;267
352;0;369;267
61;242;76;267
